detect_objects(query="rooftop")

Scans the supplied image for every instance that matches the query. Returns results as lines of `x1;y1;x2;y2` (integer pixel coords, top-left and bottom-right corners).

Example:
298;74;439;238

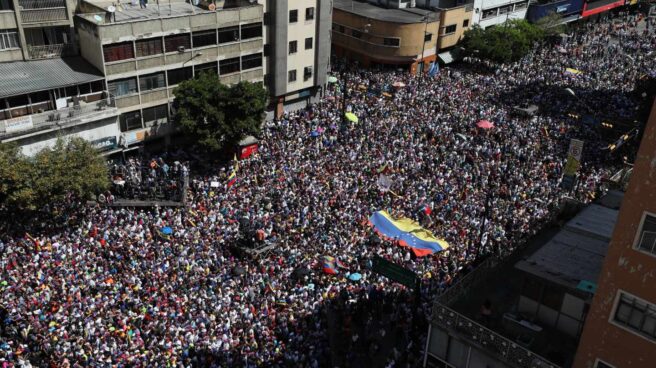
78;0;256;24
333;0;439;24
0;57;104;99
515;199;621;291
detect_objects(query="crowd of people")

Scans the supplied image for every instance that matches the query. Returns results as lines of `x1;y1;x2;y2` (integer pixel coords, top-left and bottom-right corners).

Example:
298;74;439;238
0;10;654;368
107;156;189;203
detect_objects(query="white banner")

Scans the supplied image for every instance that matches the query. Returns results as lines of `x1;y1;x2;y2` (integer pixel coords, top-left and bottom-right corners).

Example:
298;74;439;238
4;115;34;134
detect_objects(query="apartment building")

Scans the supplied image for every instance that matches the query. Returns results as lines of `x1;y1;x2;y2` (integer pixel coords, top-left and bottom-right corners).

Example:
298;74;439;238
332;0;441;73
74;0;264;149
471;0;529;28
0;0;78;62
0;0;121;155
572;100;656;368
259;0;331;117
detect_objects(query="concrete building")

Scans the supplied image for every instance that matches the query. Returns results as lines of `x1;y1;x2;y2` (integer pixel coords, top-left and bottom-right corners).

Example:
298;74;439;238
470;0;529;28
0;0;121;156
573;100;656;368
75;0;264;149
424;191;623;368
258;0;331;117
332;0;445;74
0;0;78;63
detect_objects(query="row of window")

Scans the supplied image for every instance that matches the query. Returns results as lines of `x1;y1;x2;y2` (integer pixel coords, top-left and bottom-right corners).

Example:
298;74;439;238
0;29;20;51
103;23;262;63
289;7;314;23
613;291;656;342
288;66;313;83
481;1;528;20
288;37;313;54
119;104;169;132
108;53;262;97
332;23;436;47
0;0;12;10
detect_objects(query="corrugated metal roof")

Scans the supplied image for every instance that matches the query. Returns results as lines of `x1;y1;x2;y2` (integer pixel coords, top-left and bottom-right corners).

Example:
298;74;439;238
0;57;104;99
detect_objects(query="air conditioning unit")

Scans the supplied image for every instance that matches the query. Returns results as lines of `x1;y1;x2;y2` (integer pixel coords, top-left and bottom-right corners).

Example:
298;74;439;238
178;46;185;53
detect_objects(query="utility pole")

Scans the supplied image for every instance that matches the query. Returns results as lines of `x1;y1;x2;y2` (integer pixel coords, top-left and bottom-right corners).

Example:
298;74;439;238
419;15;429;76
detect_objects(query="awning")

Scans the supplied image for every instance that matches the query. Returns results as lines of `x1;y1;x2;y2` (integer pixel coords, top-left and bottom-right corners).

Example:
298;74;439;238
438;51;456;64
0;57;104;99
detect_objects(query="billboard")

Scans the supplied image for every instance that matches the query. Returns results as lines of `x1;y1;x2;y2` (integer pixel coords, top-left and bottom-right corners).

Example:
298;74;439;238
561;139;584;190
3;115;34;134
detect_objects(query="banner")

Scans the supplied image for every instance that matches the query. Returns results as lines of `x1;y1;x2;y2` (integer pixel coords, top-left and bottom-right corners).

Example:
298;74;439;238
561;139;584;190
90;136;117;152
240;144;258;159
4;115;34;134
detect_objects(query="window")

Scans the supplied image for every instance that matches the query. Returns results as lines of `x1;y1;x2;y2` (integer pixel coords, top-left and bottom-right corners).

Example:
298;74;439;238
120;111;142;132
167;67;192;86
303;66;312;81
635;213;656;255
0;29;19;50
241;53;262;70
108;78;137;97
444;25;457;35
139;72;165;91
305;7;314;21
463;19;469;28
482;9;497;19
305;37;313;50
195;62;217;76
135;38;162;57
0;0;13;10
289;9;298;23
289;40;297;54
192;30;216;48
352;30;363;39
164;34;191;52
334;24;345;33
103;42;134;62
241;23;262;40
142;104;168;127
288;70;296;83
499;6;511;14
218;26;239;44
613;291;656;341
383;38;400;47
219;57;240;75
424;33;432;42
541;286;563;310
594;359;615;368
515;1;527;10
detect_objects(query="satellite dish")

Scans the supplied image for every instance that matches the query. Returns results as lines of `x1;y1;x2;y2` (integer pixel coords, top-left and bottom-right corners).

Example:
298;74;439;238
107;5;116;12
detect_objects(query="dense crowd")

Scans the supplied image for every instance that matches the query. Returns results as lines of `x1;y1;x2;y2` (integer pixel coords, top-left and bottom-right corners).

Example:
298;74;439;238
107;156;189;202
0;11;654;368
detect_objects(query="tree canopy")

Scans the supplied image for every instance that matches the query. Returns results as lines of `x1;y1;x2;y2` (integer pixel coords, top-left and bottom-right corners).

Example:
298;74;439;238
461;20;545;63
0;137;109;214
172;73;269;152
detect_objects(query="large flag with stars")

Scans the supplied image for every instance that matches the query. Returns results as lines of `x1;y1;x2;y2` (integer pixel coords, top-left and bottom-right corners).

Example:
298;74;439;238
368;211;449;257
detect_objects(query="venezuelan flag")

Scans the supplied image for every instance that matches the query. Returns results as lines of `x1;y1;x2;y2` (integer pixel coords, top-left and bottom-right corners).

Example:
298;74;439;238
565;68;582;75
368;211;449;257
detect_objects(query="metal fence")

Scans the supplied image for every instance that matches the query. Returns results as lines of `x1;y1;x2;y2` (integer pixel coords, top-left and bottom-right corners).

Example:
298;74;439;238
18;0;66;9
432;304;559;368
27;43;73;59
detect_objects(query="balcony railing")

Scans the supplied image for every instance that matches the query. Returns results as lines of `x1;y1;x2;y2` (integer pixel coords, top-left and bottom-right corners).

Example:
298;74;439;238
19;0;67;23
27;43;73;59
0;92;117;138
432;304;559;368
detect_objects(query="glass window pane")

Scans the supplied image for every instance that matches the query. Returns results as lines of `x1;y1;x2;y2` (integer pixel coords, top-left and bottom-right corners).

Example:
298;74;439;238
193;30;216;48
218;26;239;44
164;34;191;52
136;38;162;57
240;23;262;40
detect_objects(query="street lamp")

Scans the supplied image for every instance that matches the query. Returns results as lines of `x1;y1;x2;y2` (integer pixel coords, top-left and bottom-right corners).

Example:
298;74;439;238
419;15;429;76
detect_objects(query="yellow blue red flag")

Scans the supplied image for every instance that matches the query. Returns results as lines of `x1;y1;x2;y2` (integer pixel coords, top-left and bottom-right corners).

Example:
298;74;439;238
368;210;449;257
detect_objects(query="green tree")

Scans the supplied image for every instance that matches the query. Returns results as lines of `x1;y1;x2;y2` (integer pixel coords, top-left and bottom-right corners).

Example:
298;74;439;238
462;20;545;63
535;11;566;38
172;72;269;152
0;137;109;212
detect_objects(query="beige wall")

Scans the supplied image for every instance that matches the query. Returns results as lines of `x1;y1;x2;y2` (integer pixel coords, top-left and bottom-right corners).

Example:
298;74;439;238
333;8;440;63
286;0;318;94
438;6;472;50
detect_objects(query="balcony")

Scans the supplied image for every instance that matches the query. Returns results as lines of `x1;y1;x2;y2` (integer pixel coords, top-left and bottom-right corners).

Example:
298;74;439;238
27;43;74;59
19;0;68;23
0;92;118;139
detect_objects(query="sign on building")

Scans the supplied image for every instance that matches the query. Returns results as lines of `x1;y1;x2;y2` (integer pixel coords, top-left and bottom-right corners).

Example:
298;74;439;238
90;136;117;152
3;115;34;134
561;139;584;190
